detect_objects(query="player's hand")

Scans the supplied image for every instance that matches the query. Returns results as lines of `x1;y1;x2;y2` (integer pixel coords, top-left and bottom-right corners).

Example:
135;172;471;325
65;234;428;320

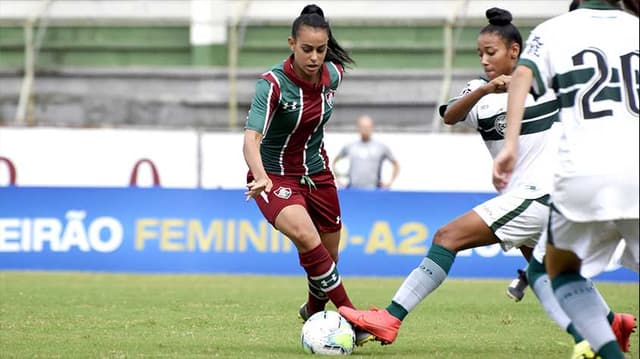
487;75;512;94
245;177;272;202
492;148;517;192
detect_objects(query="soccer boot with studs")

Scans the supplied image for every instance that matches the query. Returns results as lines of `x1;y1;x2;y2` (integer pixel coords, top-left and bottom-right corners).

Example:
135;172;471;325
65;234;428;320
611;312;636;352
506;268;528;302
339;306;402;345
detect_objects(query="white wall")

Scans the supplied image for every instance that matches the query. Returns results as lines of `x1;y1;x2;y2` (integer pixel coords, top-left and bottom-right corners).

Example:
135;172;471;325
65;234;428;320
0;127;495;192
0;128;199;188
324;132;494;192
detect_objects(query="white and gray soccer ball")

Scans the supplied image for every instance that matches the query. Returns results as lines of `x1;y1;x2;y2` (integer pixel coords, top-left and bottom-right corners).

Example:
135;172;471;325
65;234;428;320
301;310;356;355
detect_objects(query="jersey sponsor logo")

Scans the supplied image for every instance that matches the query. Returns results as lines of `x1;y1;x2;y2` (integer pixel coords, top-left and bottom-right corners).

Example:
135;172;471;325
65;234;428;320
325;89;336;108
494;113;507;136
526;35;543;58
274;186;292;199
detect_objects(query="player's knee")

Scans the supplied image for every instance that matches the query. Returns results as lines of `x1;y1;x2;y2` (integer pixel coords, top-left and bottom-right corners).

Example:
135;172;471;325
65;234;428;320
432;226;459;251
286;226;320;250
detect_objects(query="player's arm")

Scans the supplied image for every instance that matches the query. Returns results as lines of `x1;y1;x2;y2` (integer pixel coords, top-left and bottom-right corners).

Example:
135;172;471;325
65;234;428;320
492;66;533;191
443;75;511;125
379;146;400;189
243;79;276;201
384;159;400;189
243;129;271;201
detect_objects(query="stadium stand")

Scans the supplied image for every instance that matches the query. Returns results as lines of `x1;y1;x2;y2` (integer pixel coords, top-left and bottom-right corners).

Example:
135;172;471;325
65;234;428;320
0;0;568;131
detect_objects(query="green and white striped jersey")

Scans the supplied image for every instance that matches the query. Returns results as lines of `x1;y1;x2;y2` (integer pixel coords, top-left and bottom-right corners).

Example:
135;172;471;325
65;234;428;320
441;77;560;199
518;0;639;221
245;56;344;176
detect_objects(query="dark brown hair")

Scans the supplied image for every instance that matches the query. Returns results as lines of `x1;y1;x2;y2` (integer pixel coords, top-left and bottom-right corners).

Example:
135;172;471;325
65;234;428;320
480;8;523;57
291;4;355;67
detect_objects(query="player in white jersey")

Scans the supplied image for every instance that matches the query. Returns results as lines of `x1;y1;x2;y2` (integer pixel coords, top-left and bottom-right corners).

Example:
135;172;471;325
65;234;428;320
337;8;635;354
493;1;639;358
336;7;562;346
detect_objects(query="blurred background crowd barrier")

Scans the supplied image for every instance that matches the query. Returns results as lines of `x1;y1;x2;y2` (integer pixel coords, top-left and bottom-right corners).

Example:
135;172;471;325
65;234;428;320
0;0;568;132
0;127;497;191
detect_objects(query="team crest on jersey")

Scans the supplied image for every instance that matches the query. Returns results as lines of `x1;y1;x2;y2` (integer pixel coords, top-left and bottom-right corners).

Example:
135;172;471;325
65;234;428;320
274;186;292;199
495;114;507;136
325;89;336;108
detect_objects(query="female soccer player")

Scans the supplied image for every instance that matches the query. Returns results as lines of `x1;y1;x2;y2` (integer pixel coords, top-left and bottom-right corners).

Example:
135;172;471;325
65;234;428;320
242;4;372;346
493;0;639;357
338;8;634;355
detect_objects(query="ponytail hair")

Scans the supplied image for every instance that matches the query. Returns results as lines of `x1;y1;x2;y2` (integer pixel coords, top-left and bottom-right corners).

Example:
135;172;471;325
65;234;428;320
291;4;355;68
480;8;523;56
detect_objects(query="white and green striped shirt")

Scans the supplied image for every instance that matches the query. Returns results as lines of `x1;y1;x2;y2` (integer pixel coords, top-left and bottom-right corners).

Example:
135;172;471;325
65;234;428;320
442;77;560;199
518;1;639;221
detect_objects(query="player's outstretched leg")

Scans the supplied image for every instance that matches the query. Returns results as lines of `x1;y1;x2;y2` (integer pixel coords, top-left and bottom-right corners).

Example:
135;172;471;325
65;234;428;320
340;244;455;344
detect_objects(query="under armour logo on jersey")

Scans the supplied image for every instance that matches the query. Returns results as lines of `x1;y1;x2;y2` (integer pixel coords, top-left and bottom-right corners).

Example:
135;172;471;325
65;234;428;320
335;216;341;224
282;102;298;110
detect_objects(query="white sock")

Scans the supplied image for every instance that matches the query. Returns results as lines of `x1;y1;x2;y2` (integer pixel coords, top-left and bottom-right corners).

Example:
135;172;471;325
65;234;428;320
554;278;616;352
392;257;447;312
531;274;572;330
589;279;611;316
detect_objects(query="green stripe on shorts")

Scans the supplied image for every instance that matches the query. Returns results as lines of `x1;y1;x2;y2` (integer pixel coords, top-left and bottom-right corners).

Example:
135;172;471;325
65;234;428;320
490;199;534;232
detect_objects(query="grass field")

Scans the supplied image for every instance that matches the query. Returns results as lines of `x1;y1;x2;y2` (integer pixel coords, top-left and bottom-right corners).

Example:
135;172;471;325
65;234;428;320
0;272;637;358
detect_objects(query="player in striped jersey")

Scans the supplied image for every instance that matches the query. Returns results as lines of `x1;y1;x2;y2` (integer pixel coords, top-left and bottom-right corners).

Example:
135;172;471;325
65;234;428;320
339;7;558;344
493;1;639;358
339;8;634;353
242;4;373;346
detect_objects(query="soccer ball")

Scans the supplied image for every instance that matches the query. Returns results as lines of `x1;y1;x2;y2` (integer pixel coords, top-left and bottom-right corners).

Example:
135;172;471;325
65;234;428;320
301;310;356;355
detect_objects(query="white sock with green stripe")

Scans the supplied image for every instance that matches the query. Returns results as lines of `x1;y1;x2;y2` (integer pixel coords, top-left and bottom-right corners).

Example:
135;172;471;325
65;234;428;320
389;244;455;319
527;258;573;333
552;273;620;355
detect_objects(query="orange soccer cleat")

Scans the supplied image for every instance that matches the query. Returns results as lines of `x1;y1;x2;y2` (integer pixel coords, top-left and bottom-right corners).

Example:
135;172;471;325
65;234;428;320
611;312;637;352
339;306;402;344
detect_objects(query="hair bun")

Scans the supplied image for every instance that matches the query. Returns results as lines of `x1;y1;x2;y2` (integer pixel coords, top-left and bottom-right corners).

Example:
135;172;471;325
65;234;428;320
486;7;512;26
301;4;325;18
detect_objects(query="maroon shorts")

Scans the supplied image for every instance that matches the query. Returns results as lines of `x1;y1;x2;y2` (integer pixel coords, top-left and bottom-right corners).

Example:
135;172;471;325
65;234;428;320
248;170;342;233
